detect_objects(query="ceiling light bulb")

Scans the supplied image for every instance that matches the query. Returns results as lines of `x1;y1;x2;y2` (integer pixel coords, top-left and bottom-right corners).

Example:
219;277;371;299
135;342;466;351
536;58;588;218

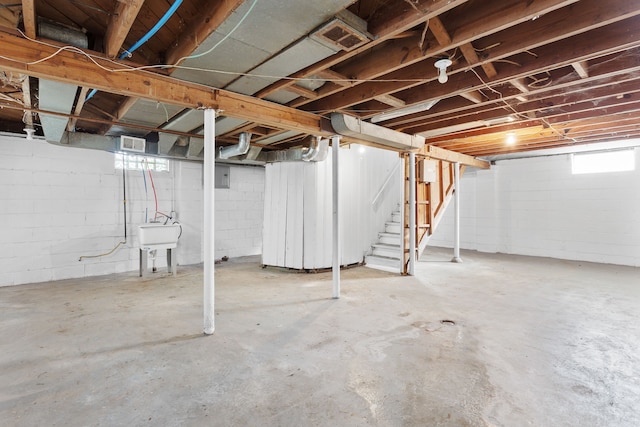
434;58;453;84
438;68;448;83
506;133;517;145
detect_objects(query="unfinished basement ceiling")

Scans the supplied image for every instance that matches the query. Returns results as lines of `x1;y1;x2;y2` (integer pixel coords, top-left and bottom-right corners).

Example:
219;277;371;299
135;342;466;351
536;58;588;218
1;0;640;159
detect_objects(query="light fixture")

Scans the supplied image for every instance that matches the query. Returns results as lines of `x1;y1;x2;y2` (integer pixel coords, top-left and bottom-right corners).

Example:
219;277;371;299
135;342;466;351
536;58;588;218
434;58;453;84
23;126;35;140
370;99;439;123
483;115;516;126
506;133;517;145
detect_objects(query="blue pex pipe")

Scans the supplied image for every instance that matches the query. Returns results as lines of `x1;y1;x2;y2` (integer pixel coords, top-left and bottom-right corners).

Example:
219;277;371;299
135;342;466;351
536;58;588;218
119;0;184;60
86;0;184;101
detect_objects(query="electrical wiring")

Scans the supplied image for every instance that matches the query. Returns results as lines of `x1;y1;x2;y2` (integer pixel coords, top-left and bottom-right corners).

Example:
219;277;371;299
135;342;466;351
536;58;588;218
2;30;437;85
79;155;128;261
175;0;258;63
468;67;577;143
78;241;126;261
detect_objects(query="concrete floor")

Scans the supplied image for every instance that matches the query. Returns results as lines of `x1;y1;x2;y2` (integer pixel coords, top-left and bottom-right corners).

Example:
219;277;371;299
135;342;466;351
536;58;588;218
1;247;639;426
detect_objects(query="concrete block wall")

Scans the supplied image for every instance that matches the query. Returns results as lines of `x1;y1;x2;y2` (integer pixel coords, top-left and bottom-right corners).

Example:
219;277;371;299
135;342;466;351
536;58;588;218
429;149;640;267
214;165;264;259
0;134;265;286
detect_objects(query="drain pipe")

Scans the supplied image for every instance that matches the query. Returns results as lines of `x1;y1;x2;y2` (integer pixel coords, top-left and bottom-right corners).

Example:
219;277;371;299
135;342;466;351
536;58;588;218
452;162;462;263
203;108;216;335
219;132;251;159
86;0;184;100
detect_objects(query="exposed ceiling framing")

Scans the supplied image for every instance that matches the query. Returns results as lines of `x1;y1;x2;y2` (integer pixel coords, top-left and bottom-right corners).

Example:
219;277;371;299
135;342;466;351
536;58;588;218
0;0;638;161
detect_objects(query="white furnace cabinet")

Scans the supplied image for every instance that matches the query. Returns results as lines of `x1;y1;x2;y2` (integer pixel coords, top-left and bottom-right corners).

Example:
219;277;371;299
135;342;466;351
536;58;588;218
263;161;335;269
262;145;402;270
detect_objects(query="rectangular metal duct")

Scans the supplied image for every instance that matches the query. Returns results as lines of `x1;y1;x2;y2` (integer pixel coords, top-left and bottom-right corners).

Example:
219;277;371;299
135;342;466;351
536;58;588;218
331;113;425;151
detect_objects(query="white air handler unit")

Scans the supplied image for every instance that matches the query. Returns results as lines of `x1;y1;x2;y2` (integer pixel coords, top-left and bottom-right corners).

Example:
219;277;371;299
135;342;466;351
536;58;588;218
138;223;181;277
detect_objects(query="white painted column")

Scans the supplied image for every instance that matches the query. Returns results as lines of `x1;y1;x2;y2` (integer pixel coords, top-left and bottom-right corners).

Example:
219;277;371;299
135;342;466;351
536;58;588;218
203;109;216;334
452;161;462;263
408;152;416;275
400;155;406;273
332;136;341;299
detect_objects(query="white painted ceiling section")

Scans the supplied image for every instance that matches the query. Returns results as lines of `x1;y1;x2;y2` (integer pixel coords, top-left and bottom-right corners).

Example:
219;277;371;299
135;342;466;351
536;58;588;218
121;0;357;140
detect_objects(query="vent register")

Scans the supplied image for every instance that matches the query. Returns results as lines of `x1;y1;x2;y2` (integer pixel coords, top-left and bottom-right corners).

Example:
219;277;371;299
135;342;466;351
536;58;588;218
120;135;146;153
310;10;372;52
114;11;371;158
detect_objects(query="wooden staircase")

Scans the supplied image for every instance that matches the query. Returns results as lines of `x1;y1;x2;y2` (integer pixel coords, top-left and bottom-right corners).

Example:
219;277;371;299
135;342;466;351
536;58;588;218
364;154;466;274
401;154;466;275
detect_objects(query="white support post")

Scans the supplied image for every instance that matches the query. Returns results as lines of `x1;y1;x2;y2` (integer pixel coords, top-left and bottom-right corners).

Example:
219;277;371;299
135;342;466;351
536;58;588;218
452;161;462;263
203;109;216;334
332;136;341;299
400;155;406;273
408;152;416;276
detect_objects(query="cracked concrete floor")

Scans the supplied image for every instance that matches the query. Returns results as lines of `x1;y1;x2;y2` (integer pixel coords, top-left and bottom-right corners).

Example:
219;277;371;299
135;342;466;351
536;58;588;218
1;247;639;426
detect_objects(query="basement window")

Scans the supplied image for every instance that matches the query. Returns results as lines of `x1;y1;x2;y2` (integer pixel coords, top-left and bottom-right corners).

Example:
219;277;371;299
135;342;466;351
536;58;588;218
115;154;170;172
571;149;635;175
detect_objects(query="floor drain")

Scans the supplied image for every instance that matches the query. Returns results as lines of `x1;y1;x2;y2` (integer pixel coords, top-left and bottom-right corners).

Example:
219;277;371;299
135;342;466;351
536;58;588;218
440;319;456;325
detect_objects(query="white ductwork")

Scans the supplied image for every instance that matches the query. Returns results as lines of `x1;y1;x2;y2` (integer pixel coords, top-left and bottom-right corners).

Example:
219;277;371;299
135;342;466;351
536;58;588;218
302;136;329;161
331;113;425;151
39;22;88;143
218;132;251;159
259;137;329;163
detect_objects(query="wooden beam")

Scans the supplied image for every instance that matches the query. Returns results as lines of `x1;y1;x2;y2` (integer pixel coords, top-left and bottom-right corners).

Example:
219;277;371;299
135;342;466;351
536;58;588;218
375;94;406;107
164;0;246;67
304;13;640;114
384;52;640;131
316;69;354;87
254;0;471;99
67;86;90;131
100;0;244;135
21;0;36;39
296;0;580;109
405;70;640;134
572;61;589;78
0;30;326;135
114;96;141;120
420;145;490;169
286;84;318;99
104;0;145;58
428;16;452;46
459;43;498;78
459;91;484;104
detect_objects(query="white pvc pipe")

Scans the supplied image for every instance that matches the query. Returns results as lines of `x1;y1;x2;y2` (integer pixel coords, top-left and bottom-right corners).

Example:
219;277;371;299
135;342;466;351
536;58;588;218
332;136;341;299
203;109;216;334
452;161;462;263
408;152;416;276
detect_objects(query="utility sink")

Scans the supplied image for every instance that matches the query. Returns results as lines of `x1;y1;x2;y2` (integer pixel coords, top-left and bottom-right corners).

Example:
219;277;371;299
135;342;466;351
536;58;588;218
138;223;181;278
138;223;181;248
